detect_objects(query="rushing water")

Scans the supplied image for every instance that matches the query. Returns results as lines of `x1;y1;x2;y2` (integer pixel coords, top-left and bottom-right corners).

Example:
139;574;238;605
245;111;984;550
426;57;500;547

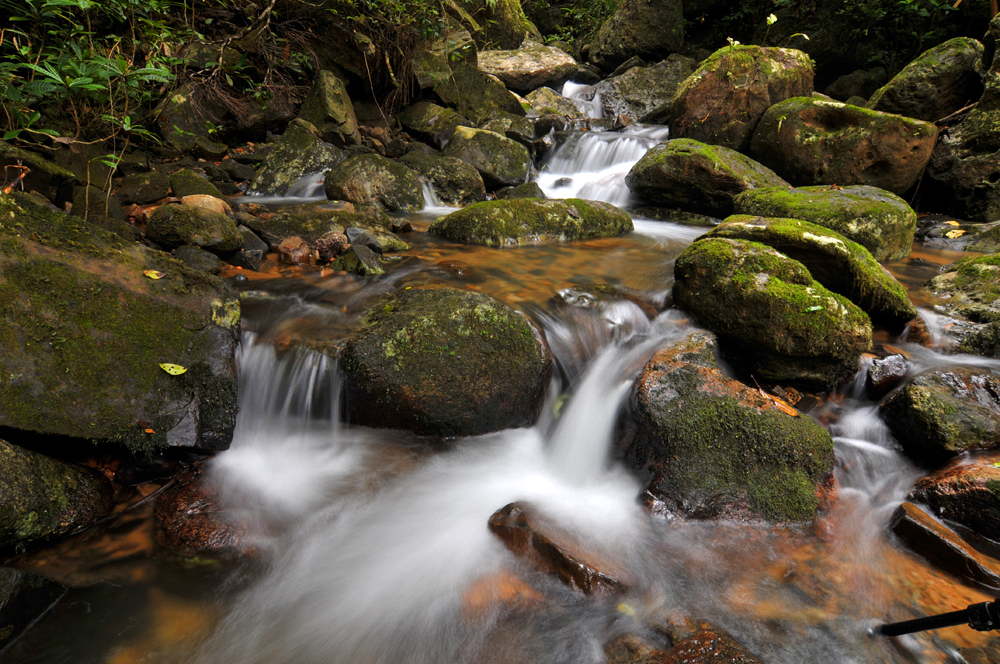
4;126;1000;664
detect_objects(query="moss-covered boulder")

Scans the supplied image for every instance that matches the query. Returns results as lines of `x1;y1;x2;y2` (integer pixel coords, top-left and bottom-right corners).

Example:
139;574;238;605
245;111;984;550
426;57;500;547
429;198;632;246
478;41;577;93
908;452;1000;542
296;70;361;147
670;45;813;152
733;185;916;262
706;216;917;331
438;63;526;125
0;192;240;453
146;203;242;255
594;54;697;123
0;140;79;207
247;119;346;196
441;126;532;189
958;321;1000;358
153;83;228;159
882;367;1000;464
238;200;408;253
587;0;683;73
479;110;535;146
750;97;938;195
116;170;170;205
0;439;113;550
624;139;788;217
673;238;873;388
397;102;474;148
621;332;834;522
340;286;550;436
323;154;423;212
168;168;226;201
925;254;1000;323
967;222;1000;253
524;87;583;117
399;151;486;207
867;37;984;122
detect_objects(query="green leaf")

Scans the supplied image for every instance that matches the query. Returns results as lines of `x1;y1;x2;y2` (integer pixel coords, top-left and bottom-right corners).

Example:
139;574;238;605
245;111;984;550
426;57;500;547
159;362;187;375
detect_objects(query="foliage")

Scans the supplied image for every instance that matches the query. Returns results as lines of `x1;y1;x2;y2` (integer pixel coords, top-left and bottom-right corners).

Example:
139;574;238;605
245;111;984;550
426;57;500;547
522;0;620;46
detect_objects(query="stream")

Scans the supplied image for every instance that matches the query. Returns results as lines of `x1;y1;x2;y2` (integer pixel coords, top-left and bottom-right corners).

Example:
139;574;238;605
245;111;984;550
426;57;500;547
3;120;1000;664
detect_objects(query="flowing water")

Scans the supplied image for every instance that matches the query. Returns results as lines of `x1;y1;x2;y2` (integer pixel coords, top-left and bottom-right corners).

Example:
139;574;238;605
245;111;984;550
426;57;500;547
4;127;1000;664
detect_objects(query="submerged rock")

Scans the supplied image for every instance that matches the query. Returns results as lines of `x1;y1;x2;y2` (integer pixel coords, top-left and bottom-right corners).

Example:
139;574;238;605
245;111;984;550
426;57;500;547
908;452;1000;543
623;332;835;523
340;287;550;436
322;154;424;212
673;238;873;388
925;254;1000;323
655;624;765;664
398;151;486;207
733;185;916;262
477;41;576;93
247;119;346;196
429;198;632;246
587;0;683;73
441;126;532;189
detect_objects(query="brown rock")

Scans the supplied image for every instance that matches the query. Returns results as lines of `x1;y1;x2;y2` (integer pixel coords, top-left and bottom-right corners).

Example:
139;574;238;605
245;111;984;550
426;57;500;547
153;473;253;564
315;231;349;263
908;452;1000;542
278;236;311;264
181;194;232;216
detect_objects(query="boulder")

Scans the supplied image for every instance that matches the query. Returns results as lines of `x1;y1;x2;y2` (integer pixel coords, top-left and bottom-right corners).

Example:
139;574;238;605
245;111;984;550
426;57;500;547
733;185;916;262
595;54;697;123
296;70;361;147
247;119;346;196
495;182;546;200
146;203;242;255
0;192;240;453
398;151;486;207
958;322;1000;358
750;97;938;195
479;110;535;147
329;244;384;276
925;254;1000;323
340;286;550;436
116;170;170;205
0;568;66;650
587;0;684;73
908;452;1000;542
672;238;873;388
705;216;917;331
623;332;835;522
438;64;526;125
238;200;408;253
671;45;813;152
477;41;577;93
867;38;984;122
397;101;474;148
429;198;632;246
823;67;888;102
441;126;532;189
153;83;228;158
881;367;1000;464
323;154;424;212
169;168;226;200
0;439;113;550
0;140;79;207
524;87;584;117
624;139;788;217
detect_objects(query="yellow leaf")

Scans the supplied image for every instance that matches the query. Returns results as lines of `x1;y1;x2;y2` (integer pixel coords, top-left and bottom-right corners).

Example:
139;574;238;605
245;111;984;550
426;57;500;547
945;230;966;238
159;363;187;375
144;270;166;279
944;220;960;226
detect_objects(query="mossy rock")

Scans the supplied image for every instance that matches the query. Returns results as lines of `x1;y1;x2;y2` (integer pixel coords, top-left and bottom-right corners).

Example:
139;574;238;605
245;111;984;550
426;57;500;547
441;126;531;190
146;203;242;255
71;185;135;241
478;41;576;93
0;439;113;550
908;452;1000;542
398;151;486;207
672;237;873;388
587;0;683;73
169;168;226;200
440;63;525;126
0;192;240;453
707;215;917;331
480;110;535;146
410;27;478;94
957;321;1000;358
622;332;834;523
174;245;223;275
340;286;550;436
496;182;546;200
296;70;361;147
0;140;79;207
733;185;916;262
882;367;1000;464
323;153;423;212
239;200;408;252
457;0;536;50
867;37;984;122
670;45;814;152
429;198;632;246
397;102;474;148
247;119;346;196
116;170;170;205
750;97;938;195
925;254;1000;322
595;54;697;123
967;222;1000;253
524;87;582;117
625;138;788;217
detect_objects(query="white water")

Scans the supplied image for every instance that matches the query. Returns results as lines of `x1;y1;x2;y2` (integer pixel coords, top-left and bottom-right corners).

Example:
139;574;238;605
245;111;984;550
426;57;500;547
561;81;603;119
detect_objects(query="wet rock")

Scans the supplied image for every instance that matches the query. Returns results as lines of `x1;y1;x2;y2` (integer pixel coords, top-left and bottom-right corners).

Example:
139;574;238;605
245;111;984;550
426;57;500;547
174;244;222;274
278;236;311;265
429;198;632;246
238;200;408;254
315;231;349;262
221;159;256;183
116;170;170;205
733;185;916;262
705;216;917;331
625;139;788;220
823;67;888;102
0;192;240;453
153;83;228;158
329;244;383;276
889;501;1000;591
322;153;423;212
495;182;546;200
958;322;1000;358
488;502;626;594
154;473;253;566
867;354;909;399
0;568;65;649
524;87;584;117
595;54;697;123
881;367;1000;463
671;45;813;152
908;453;1000;542
587;0;683;73
341;286;550;436
247;119;346;196
398;151;486;207
0;439;113;550
0;139;79;207
168;168;227;200
623;332;835;522
71;185;134;240
750;97;938;196
238;225;269;254
480;110;535;148
441;126;532;190
399;102;473;149
673;238;873;388
146;203;242;255
296;70;361;147
925;254;1000;323
478;41;577;93
651;624;764;664
228;249;265;271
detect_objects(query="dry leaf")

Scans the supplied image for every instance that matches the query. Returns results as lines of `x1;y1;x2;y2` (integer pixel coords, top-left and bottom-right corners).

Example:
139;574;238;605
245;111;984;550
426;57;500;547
144;270;166;279
945;230;966;239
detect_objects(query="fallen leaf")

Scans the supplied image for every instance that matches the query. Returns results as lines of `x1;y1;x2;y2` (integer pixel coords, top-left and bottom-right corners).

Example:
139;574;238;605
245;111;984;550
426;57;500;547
944;220;960;226
945;229;966;238
159;363;187;375
144;428;156;434
144;270;166;279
